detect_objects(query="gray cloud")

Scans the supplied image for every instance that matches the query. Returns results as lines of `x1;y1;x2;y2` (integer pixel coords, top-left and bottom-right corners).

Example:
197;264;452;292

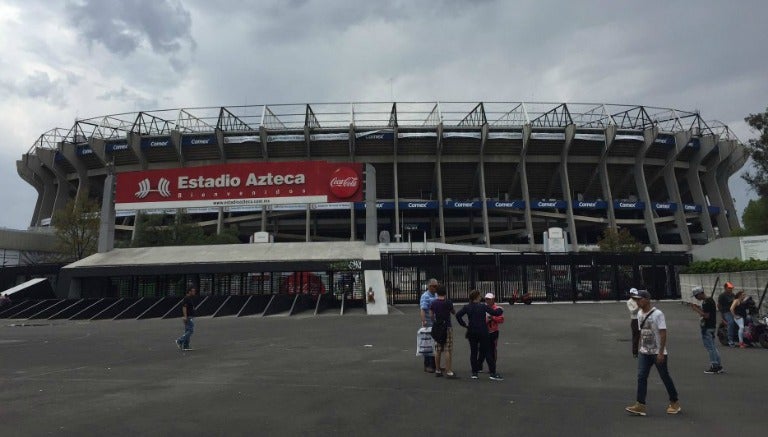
97;86;159;110
65;0;195;56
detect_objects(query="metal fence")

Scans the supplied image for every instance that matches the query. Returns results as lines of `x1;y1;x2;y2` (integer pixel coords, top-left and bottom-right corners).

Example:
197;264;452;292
382;252;690;305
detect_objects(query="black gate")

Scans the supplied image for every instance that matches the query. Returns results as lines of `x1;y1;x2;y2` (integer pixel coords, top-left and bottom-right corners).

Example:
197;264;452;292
382;252;689;305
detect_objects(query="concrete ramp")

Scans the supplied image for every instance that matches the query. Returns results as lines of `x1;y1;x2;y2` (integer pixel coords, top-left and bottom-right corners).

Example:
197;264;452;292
2;278;55;300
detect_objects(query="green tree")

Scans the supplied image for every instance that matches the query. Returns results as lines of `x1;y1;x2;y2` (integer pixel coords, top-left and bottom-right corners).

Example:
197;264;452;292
131;212;241;247
596;227;643;252
52;198;101;260
738;197;768;235
742;108;768;197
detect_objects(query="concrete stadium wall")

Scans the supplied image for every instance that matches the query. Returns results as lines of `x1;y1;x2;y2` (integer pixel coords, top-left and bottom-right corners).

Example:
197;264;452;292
679;270;768;314
0;228;57;252
690;237;741;261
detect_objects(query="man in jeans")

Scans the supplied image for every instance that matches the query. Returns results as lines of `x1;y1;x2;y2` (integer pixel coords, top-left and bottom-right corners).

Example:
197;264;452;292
689;286;724;374
175;287;197;351
717;282;737;347
625;290;680;416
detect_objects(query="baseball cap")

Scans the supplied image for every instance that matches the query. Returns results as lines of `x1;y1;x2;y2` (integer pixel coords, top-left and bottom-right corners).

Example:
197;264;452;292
630;289;651;299
629;288;639;297
691;286;705;297
724;281;734;289
484;293;495;299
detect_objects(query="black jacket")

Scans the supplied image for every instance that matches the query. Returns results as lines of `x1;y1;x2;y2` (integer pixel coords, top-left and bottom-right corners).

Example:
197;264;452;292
456;302;503;335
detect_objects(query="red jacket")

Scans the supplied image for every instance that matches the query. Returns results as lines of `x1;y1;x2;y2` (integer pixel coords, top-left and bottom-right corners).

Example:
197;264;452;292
486;304;505;333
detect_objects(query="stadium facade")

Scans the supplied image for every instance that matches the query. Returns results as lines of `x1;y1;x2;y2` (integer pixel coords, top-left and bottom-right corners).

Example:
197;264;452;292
17;102;747;252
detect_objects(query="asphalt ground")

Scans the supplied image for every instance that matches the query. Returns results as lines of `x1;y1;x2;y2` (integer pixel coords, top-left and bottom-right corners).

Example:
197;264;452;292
0;302;765;437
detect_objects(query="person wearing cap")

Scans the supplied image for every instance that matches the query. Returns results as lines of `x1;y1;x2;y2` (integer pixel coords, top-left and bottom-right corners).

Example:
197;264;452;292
717;282;737;347
625;289;681;416
455;289;504;381
484;292;505;369
627;288;641;358
689;286;723;373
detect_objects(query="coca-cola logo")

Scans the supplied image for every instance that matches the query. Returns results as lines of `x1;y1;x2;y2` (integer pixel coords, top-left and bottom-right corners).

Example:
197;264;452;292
329;167;360;198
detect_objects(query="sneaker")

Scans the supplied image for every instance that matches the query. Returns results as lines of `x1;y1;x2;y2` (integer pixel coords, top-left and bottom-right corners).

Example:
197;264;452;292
714;366;725;374
625;402;647;416
435;370;443;378
425;367;435;373
738;342;747;349
182;347;193;351
704;366;717;374
489;373;504;381
445;372;457;378
666;401;681;414
471;373;478;379
175;339;182;350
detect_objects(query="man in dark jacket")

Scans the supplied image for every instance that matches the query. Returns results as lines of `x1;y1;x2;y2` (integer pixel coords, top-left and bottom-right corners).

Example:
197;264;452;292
456;289;504;380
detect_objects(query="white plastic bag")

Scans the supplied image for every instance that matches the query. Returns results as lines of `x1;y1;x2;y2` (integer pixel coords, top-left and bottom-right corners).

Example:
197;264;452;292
416;327;434;356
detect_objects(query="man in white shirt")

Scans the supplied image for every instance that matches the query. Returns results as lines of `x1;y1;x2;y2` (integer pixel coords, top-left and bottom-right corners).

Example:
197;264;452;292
625;290;681;416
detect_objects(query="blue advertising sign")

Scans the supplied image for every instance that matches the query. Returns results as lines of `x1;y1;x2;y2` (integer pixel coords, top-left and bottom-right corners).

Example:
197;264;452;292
654;135;676;146
685;138;700;149
354;202;395;210
683;204;702;212
106;142;129;153
140;138;171;149
400;201;438;210
444;201;481;209
486;200;526;209
181;135;216;146
614;200;645;210
356;130;394;141
76;145;94;156
707;205;721;214
531;200;567;209
652;202;678;211
572;200;607;210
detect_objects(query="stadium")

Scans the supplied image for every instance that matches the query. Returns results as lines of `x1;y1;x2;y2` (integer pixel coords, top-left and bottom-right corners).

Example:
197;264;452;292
17;101;747;252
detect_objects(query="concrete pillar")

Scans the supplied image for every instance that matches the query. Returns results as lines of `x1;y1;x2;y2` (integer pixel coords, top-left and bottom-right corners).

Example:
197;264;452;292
560;125;578;251
637;127;660;251
520;124;535;250
479;124;491;247
687;135;716;241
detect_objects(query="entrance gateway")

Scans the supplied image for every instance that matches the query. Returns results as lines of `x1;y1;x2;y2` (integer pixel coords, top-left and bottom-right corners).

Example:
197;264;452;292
86;160;390;316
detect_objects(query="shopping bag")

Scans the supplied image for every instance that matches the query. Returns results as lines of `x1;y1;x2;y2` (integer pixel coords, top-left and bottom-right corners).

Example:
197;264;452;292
416;327;434;356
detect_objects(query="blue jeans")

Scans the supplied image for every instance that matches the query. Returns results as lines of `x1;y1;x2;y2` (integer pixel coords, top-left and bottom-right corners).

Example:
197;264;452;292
636;353;678;404
178;318;194;349
722;312;736;344
701;328;721;366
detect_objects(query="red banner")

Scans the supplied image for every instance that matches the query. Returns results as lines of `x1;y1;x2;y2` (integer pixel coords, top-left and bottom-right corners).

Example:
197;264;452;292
115;161;363;210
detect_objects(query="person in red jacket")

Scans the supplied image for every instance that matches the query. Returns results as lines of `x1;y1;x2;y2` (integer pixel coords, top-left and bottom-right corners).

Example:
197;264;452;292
484;293;505;367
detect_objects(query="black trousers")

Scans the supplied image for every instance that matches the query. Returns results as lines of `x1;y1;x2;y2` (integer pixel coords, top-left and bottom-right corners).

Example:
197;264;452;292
631;318;640;357
467;331;495;374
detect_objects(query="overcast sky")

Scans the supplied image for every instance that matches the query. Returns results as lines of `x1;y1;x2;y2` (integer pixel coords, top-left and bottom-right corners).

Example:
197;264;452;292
0;0;765;229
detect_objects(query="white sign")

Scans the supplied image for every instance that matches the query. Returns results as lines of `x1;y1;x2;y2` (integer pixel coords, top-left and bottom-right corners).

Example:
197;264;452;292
740;235;768;261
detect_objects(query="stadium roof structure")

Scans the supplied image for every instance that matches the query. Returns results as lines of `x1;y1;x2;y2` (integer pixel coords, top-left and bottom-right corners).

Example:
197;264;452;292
27;101;741;153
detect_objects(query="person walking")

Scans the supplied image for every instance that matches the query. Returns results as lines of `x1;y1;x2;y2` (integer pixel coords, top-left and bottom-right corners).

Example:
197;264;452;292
625;290;680;416
419;278;439;372
730;291;749;348
689;286;724;373
456;289;504;381
175;287;197;351
627;288;641;358
430;285;456;378
717;282;737;347
484;293;505;367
